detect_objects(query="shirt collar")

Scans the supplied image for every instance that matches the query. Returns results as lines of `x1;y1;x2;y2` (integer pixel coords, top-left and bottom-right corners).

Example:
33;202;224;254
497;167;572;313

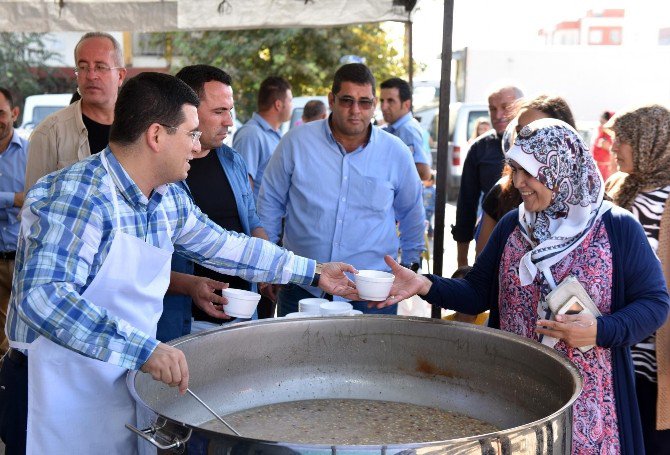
390;112;413;130
324;115;374;153
103;147;167;208
9;130;23;147
251;112;280;134
1;130;26;155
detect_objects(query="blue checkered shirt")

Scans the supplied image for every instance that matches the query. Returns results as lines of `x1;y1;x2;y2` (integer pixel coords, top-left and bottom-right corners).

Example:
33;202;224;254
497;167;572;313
7;148;314;370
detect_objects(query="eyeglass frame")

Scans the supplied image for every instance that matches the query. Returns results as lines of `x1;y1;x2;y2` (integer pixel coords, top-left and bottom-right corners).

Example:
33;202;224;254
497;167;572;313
74;64;125;76
158;123;203;144
334;95;376;110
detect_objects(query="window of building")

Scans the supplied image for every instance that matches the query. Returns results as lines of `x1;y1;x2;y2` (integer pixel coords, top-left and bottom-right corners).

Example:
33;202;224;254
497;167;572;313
589;29;604;44
132;33;166;57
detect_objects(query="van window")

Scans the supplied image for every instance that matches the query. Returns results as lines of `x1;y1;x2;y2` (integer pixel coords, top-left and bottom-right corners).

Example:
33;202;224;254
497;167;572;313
32;106;65;127
290;108;304;129
466;111;490;139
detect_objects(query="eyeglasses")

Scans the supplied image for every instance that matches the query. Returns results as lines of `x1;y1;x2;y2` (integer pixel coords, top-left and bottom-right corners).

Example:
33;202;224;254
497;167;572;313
159;124;203;145
74;64;124;76
335;95;375;110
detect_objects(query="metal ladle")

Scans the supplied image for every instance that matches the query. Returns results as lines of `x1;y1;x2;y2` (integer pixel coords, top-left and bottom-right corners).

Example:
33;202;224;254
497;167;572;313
186;388;241;436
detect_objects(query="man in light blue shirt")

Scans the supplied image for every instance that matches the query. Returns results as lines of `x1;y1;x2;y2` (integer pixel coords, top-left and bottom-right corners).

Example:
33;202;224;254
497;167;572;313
380;77;432;180
232;76;293;200
258;64;425;316
0;87;27;360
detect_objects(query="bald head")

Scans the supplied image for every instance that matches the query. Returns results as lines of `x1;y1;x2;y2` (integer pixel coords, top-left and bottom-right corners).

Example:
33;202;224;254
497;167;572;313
302;99;327;123
488;86;523;135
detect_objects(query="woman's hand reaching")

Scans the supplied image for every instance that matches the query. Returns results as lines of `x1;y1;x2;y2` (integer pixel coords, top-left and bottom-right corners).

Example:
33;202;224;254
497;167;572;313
370;255;433;309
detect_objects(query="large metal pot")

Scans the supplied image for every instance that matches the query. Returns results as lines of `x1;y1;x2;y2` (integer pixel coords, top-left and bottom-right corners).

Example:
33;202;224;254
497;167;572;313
128;315;582;454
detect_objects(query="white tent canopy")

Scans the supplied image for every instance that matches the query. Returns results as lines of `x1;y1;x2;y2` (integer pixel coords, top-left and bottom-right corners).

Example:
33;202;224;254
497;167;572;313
0;0;454;298
0;0;414;32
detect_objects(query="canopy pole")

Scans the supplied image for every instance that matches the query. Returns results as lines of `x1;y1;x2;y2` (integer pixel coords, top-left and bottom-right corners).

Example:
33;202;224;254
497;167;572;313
405;20;413;87
431;0;454;319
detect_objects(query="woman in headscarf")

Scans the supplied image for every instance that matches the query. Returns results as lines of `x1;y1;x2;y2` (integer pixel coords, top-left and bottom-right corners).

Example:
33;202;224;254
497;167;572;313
476;95;576;257
605;104;670;455
373;119;669;454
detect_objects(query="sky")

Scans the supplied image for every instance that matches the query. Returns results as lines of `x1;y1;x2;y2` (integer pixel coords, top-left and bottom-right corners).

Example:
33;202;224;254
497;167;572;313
408;0;670;79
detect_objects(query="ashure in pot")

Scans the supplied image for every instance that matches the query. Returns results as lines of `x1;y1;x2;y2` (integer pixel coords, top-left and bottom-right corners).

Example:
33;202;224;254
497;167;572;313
128;315;582;454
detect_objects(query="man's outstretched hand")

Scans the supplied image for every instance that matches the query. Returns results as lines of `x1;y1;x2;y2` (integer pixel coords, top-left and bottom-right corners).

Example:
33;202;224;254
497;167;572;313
318;262;359;300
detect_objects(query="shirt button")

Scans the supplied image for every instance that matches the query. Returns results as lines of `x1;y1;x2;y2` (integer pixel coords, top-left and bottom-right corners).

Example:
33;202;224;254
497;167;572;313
341;197;346;202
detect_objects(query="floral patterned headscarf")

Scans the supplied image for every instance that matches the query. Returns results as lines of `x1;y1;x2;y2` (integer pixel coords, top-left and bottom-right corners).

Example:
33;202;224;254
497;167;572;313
506;118;613;286
604;104;670;209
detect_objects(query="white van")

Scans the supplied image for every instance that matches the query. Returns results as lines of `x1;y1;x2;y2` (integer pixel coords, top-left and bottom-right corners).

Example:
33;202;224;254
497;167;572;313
279;95;329;135
415;102;489;200
17;93;72;138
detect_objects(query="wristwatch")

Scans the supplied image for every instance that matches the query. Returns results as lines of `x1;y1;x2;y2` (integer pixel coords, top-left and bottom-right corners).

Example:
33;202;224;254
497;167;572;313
310;262;324;287
401;262;421;272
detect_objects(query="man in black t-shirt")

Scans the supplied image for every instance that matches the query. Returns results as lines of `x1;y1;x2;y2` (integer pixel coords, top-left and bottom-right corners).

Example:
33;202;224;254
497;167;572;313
25;32;127;190
452;85;523;267
160;65;273;336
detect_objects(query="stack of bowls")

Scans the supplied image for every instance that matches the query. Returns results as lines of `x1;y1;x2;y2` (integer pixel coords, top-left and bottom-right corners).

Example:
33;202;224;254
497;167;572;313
298;298;328;314
320;301;353;316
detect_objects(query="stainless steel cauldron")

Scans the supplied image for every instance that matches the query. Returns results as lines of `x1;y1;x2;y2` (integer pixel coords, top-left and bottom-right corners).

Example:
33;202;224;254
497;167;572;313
127;315;582;454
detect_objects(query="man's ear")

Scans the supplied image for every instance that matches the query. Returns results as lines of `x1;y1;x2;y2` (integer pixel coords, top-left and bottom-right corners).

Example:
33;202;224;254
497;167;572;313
147;123;162;153
273;98;283;112
117;68;128;87
11;106;19;124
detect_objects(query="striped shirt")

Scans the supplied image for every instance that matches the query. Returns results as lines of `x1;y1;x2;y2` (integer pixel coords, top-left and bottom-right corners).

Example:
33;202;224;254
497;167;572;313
629;185;670;382
7;148;314;371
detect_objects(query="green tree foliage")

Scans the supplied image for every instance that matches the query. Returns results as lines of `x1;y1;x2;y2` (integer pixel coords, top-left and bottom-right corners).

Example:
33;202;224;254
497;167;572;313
162;24;406;120
0;33;65;107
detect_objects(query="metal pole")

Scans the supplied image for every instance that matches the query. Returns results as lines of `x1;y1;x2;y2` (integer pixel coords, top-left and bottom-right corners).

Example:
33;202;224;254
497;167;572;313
406;20;413;86
431;0;454;319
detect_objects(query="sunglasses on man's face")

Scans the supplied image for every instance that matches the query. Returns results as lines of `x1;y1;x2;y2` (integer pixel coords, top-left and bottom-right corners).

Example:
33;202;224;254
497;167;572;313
335;95;375;110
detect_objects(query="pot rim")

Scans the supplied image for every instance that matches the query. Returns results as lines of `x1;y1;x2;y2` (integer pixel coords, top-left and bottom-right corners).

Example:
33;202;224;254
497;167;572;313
128;315;583;449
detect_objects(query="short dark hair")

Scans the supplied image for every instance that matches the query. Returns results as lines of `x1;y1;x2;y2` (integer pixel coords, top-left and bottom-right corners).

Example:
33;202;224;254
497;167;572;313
175;65;232;99
332;63;376;95
0;87;15;108
110;72;199;146
380;77;411;103
302;99;326;121
523;95;576;129
258;76;291;111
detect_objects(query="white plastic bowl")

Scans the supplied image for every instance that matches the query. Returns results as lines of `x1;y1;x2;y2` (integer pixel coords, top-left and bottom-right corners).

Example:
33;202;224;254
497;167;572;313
221;288;262;318
284;312;313;319
320;301;353;316
299;297;328;313
355;270;395;301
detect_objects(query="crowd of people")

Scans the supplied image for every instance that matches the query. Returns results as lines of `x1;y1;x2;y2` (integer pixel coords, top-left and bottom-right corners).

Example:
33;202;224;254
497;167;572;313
0;30;668;455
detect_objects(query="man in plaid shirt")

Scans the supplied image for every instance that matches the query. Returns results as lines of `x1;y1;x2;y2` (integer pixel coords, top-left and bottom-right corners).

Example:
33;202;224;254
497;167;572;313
0;72;358;454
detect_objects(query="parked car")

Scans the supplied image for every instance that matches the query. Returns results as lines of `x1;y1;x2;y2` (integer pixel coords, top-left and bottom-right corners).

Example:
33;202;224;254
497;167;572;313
280;95;329;135
17;93;72;139
415;102;489;200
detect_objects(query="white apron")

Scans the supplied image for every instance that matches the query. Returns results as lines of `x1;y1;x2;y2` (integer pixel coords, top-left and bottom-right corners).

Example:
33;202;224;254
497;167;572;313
12;152;173;455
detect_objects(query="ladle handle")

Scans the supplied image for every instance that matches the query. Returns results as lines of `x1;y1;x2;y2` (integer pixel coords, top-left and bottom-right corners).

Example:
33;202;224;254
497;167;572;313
186;388;241;436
